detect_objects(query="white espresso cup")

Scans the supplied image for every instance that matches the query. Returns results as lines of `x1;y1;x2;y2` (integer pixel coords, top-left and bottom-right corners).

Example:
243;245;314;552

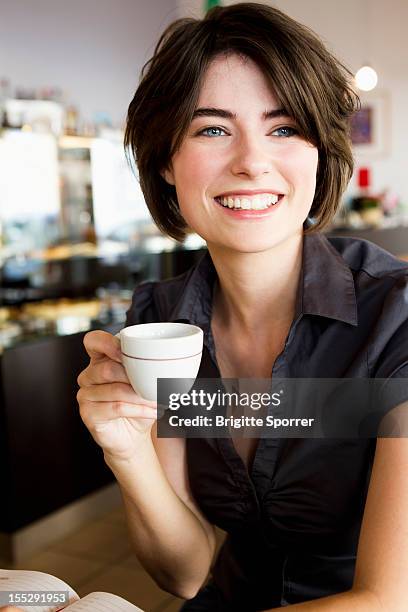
118;322;203;401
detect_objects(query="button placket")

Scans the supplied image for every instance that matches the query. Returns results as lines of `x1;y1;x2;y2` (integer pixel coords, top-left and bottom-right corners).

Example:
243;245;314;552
251;315;303;496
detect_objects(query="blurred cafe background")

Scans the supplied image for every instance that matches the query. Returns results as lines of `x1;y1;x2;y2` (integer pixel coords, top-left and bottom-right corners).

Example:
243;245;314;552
0;0;407;609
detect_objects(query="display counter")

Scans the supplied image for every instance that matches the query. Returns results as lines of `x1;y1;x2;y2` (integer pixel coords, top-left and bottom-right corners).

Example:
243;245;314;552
0;245;207;552
0;323;119;535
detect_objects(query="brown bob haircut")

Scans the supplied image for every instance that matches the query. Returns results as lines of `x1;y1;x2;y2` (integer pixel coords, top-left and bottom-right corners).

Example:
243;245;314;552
125;2;360;242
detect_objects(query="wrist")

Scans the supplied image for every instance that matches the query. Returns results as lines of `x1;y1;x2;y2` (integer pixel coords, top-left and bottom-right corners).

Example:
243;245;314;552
103;436;155;471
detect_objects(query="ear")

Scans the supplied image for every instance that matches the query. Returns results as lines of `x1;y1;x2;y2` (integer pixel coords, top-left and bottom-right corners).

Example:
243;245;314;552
161;165;175;186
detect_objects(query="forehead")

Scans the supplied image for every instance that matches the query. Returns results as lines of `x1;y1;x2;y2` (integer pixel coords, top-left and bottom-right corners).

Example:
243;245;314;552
197;53;279;108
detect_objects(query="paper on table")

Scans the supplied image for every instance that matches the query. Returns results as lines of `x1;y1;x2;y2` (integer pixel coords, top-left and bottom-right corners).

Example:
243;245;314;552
0;569;79;612
66;591;144;611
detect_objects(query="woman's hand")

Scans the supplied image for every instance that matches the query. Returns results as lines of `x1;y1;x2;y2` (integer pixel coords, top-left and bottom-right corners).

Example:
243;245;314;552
77;330;158;462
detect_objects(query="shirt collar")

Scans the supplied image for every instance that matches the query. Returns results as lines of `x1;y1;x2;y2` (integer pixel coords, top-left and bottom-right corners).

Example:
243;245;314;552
300;232;358;326
167;251;216;328
167;232;358;328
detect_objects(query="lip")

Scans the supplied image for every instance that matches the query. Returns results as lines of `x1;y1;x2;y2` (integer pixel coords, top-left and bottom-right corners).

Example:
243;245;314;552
216;189;284;197
213;195;284;218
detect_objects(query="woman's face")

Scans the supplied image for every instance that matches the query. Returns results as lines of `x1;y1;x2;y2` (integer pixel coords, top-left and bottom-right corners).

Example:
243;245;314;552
163;53;319;253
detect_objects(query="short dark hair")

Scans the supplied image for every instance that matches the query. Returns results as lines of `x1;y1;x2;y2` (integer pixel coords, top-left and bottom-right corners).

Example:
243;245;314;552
125;2;360;241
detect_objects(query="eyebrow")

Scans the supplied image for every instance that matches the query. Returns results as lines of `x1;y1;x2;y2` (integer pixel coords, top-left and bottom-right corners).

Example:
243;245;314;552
191;107;290;120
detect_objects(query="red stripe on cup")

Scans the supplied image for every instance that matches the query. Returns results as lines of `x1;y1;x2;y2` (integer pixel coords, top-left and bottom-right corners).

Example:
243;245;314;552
121;351;202;361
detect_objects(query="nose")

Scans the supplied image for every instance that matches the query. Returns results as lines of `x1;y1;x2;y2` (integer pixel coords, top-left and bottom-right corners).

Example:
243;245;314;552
230;134;273;179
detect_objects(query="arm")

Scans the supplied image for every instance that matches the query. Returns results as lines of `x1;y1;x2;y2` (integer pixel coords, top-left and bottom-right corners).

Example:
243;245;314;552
78;331;216;600
106;428;216;599
267;404;408;611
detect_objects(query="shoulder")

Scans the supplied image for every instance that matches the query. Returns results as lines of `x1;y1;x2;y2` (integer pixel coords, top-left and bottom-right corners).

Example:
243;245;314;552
327;236;408;379
326;234;408;280
320;235;408;378
327;235;408;320
125;259;204;326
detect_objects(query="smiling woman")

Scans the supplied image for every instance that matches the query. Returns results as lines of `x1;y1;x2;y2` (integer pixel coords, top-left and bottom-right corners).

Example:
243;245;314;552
124;3;358;243
159;53;319;255
76;3;408;612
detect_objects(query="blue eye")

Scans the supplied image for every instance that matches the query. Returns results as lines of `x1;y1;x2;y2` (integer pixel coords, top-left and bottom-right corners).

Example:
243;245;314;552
272;126;298;137
198;126;227;137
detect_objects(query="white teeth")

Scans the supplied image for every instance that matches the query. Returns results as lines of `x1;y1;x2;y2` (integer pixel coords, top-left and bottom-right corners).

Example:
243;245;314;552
252;196;264;210
217;193;281;210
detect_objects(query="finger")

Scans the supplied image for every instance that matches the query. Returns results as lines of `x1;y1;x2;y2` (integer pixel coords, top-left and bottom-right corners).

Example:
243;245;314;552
77;382;157;407
78;359;129;387
79;399;159;427
83;330;122;364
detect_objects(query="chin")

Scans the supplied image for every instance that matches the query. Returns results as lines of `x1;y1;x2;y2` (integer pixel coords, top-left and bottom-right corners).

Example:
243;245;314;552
243;226;301;249
215;236;287;254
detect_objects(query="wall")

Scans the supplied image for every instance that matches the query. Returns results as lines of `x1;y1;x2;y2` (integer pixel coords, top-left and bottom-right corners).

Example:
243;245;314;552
1;0;406;203
0;0;178;127
176;0;408;206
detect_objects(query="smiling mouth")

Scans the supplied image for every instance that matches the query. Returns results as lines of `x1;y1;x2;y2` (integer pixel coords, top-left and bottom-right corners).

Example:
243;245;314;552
214;193;284;211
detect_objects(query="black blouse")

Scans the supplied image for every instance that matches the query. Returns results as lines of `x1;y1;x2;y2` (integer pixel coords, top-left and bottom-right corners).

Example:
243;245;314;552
125;232;408;610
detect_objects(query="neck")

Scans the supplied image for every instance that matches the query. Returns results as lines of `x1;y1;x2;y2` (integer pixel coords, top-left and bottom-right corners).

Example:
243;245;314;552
208;233;303;336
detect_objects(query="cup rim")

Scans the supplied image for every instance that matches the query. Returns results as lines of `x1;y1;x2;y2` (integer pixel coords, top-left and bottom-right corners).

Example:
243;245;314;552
121;322;203;341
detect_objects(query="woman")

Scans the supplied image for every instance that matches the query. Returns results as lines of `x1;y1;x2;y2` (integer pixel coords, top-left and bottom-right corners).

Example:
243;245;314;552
77;3;408;610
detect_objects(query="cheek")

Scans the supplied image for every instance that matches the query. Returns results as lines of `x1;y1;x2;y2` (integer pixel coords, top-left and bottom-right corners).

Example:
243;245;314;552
171;150;216;229
284;146;319;193
299;147;319;183
173;148;221;196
